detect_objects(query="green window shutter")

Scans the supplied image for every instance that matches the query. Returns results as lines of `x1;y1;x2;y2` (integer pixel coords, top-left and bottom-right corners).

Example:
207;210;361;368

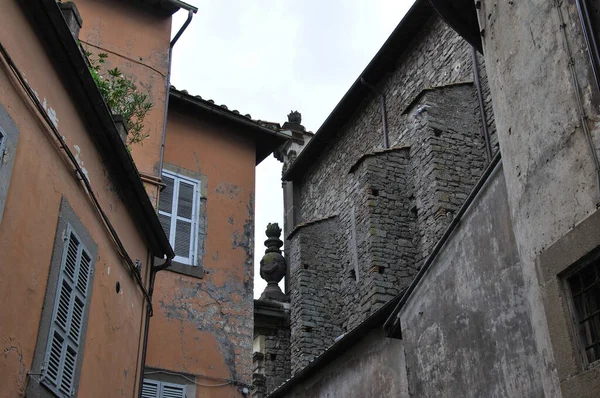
42;226;92;397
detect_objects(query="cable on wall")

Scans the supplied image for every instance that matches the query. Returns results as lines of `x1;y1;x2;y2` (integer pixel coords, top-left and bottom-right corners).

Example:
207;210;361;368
0;41;154;313
144;370;233;388
555;0;600;204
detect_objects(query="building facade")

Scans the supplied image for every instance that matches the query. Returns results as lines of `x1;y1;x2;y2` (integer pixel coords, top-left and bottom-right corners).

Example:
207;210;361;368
1;1;287;398
257;0;600;397
143;88;288;397
0;1;175;397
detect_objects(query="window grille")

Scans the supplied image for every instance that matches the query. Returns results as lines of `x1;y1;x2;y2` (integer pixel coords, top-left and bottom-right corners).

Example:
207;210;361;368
568;259;600;364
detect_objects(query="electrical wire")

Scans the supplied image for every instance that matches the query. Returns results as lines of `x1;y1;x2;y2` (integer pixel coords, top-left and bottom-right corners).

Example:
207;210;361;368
144;370;244;388
555;0;600;204
0;41;154;313
80;40;167;79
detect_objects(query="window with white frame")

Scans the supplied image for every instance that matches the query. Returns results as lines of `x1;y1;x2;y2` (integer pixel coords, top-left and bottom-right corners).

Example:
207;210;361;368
158;171;201;265
41;225;93;397
142;379;186;398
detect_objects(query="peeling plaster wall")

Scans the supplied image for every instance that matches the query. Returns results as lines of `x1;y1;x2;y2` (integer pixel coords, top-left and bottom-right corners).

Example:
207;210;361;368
72;0;172;208
281;329;408;398
146;109;256;397
400;165;545;397
0;3;152;397
478;0;600;396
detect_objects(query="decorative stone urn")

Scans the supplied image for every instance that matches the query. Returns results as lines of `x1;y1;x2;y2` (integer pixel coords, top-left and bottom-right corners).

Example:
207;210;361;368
259;223;286;301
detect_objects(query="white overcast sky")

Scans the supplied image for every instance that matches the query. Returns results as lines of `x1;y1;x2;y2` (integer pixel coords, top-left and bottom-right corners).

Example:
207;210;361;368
170;1;415;297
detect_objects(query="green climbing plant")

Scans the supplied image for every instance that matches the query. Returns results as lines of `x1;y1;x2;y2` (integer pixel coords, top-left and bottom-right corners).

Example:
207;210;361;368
85;50;153;146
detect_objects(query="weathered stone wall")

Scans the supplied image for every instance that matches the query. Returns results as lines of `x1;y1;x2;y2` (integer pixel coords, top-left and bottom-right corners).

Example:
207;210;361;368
286;15;496;372
287;217;343;374
345;148;417;326
275;328;408;398
407;84;486;260
400;164;546;397
263;327;291;393
478;0;600;396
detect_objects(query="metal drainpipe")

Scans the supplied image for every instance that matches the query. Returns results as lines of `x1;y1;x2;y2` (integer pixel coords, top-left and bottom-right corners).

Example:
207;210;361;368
138;255;173;398
471;46;493;162
158;7;196;174
360;77;389;149
575;0;600;94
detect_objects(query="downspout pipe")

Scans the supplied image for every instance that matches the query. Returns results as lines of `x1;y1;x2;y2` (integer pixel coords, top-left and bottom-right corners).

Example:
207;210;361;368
159;7;196;174
471;46;492;162
138;255;173;398
575;0;600;94
360;77;389;149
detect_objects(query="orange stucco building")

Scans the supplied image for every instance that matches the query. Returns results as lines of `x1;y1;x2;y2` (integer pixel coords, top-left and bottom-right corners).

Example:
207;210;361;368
0;1;175;397
143;89;289;397
0;1;289;397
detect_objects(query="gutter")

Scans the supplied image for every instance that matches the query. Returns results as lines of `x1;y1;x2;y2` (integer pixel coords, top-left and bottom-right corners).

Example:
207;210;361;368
383;151;501;336
138;256;173;398
169;89;291;140
24;0;174;258
158;6;198;173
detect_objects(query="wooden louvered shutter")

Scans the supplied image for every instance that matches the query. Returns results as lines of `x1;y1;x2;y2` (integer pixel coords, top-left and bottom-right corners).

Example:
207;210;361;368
174;180;194;261
42;226;92;397
159;170;200;265
158;175;175;238
142;379;185;398
141;379;160;398
161;381;186;398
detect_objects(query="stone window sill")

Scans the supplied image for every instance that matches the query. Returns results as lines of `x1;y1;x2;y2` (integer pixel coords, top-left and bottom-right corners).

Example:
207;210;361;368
166;261;205;279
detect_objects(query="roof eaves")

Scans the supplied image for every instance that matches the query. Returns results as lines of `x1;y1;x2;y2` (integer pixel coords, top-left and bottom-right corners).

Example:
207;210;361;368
128;0;198;16
169;89;291;164
282;0;434;181
25;0;174;259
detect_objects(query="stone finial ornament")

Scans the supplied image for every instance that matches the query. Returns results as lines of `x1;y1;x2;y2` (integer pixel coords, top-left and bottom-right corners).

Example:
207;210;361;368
259;223;287;301
287;110;302;124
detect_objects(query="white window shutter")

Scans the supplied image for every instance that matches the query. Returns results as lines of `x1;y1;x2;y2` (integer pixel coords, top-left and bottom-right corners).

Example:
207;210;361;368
161;382;186;398
42;226;92;397
143;379;185;398
160;170;201;265
142;379;160;398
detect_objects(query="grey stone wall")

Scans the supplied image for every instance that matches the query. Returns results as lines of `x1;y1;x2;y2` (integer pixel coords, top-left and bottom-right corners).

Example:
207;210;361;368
286;15;497;373
287;217;343;374
263;327;291;393
275;328;408;398
400;164;545;397
346;148;417;326
478;0;600;395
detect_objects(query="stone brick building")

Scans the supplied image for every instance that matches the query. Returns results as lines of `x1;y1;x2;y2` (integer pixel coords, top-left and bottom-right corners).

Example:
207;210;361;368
254;0;600;397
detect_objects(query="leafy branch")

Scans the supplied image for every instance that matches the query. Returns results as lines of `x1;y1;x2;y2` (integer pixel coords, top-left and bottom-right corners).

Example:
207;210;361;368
85;50;152;146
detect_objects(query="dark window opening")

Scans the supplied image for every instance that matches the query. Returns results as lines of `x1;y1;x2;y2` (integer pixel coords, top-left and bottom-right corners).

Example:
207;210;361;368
567;258;600;364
